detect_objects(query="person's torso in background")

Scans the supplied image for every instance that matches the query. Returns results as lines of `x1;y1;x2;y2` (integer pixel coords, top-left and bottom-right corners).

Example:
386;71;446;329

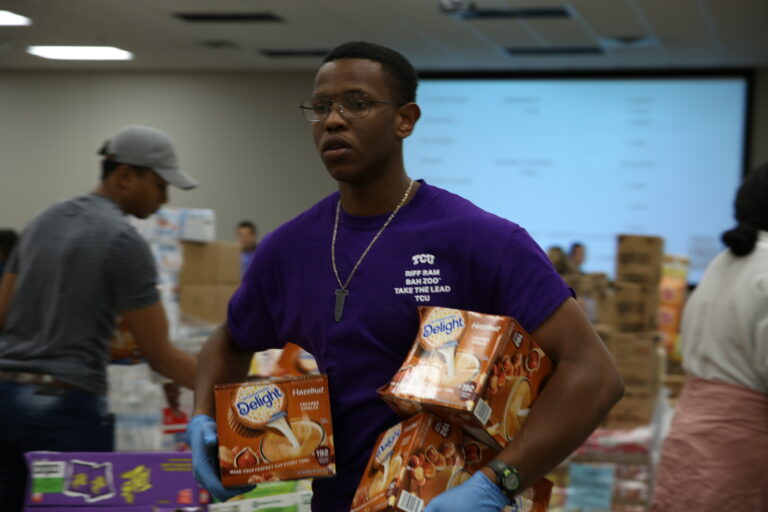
682;231;768;393
0;194;147;393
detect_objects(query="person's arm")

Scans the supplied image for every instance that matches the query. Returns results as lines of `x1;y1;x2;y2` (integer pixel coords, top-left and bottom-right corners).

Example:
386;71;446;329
427;298;623;512
0;272;17;330
192;323;253;417
479;297;624;488
121;301;198;389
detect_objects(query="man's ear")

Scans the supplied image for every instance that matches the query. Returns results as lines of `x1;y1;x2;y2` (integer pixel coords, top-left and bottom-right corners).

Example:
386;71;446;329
395;103;421;139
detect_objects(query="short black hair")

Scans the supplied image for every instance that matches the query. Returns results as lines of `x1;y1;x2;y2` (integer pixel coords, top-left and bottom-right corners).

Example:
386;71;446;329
0;229;18;261
569;242;584;256
238;220;257;233
722;161;768;256
322;41;418;104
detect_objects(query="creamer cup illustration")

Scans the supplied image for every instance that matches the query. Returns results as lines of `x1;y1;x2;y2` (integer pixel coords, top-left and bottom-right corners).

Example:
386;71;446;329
230;382;300;448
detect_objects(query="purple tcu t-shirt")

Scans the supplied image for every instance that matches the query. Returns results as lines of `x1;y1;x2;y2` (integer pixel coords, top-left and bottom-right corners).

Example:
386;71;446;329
228;180;571;511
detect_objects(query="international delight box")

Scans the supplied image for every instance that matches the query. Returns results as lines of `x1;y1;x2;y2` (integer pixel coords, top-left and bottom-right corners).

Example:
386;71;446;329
214;374;336;486
352;412;553;512
379;307;553;449
351;412;465;512
23;452;207;507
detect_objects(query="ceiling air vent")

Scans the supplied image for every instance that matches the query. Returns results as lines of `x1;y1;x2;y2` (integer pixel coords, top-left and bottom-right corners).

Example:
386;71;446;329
260;49;329;58
174;12;283;22
506;46;603;56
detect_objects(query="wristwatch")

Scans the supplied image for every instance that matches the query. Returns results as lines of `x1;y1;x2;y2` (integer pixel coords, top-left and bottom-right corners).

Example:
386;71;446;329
487;459;521;501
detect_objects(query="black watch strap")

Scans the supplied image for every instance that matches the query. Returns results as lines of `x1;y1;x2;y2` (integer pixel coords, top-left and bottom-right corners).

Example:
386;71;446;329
487;459;521;500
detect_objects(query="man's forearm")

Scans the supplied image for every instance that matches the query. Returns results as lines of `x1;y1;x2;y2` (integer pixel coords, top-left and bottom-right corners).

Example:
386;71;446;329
492;358;623;489
192;324;252;417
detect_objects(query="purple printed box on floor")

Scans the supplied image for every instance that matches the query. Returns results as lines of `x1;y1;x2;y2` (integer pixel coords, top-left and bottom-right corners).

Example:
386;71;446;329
24;451;209;507
24;508;152;512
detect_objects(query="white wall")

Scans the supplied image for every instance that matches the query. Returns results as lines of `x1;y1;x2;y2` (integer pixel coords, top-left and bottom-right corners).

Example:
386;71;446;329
2;68;768;239
0;70;333;240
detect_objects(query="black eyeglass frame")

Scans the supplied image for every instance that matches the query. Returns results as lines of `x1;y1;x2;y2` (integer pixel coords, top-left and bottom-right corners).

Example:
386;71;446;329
299;94;405;122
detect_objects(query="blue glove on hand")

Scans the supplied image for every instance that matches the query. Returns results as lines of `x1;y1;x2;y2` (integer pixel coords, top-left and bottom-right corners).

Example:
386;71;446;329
187;414;255;502
425;471;509;512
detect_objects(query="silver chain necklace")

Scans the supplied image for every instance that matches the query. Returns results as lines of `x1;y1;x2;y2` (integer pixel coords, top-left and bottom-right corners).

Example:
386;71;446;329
331;179;415;322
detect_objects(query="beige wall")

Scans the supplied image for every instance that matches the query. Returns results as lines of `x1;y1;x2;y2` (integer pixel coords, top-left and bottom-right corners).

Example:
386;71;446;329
2;68;768;237
0;70;332;240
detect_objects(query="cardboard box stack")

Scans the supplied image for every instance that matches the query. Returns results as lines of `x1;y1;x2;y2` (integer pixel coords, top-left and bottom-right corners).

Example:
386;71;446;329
179;241;240;324
602;235;666;431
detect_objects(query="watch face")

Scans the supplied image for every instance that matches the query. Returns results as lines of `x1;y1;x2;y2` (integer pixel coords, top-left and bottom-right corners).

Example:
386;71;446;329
502;470;520;492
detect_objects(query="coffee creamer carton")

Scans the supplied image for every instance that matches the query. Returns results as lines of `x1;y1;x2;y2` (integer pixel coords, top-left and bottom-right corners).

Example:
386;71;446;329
379;307;552;450
214;374;335;486
352;412;465;512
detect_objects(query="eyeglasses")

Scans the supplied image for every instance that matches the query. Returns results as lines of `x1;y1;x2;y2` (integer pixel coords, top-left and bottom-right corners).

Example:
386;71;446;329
299;92;404;122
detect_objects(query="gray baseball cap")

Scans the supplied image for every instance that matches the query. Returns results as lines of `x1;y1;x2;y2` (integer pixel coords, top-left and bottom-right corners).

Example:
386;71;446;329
101;125;198;190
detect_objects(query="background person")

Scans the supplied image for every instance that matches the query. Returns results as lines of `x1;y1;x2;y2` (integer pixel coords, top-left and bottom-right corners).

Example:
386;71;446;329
0;125;200;511
236;220;258;275
187;42;623;511
547;245;570;275
568;241;586;273
650;162;768;511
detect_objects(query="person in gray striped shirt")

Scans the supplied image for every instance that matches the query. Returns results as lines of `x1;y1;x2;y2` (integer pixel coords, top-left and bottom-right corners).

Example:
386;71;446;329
0;125;200;511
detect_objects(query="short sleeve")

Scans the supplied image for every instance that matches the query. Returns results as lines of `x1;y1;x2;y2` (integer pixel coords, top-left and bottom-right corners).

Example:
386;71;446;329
227;236;281;352
493;227;573;332
106;228;159;312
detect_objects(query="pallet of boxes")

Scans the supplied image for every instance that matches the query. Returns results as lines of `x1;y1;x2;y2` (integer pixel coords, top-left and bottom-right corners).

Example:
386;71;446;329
354;306;555;512
563;235;666;512
179;240;241;325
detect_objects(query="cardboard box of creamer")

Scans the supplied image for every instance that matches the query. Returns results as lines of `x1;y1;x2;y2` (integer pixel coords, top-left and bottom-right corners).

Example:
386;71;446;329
214;374;336;486
378;307;553;450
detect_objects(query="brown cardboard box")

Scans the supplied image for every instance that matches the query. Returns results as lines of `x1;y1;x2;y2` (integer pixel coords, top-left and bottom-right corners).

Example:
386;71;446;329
214;374;336;486
605;394;657;429
616;235;664;285
604;331;662;361
379;307;552;450
351;412;465;511
613;282;659;332
179;241;241;285
179;283;238;324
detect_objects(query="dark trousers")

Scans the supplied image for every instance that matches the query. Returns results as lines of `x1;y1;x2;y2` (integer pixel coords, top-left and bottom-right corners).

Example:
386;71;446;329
0;381;113;511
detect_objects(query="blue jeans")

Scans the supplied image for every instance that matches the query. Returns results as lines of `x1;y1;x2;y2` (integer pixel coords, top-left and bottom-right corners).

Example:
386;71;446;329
0;381;114;511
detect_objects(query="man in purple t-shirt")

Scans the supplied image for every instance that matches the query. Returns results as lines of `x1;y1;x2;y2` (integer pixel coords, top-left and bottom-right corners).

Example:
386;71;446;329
188;42;623;511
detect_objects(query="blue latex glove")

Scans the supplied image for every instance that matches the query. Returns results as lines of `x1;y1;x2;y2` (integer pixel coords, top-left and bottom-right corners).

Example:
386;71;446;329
425;471;509;512
187;414;255;502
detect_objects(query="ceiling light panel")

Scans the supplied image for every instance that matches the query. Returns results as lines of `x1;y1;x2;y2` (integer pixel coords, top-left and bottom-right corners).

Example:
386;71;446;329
27;46;133;60
0;9;32;26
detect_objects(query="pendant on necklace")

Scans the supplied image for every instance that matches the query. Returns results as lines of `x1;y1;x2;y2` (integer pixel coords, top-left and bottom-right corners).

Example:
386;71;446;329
334;289;349;322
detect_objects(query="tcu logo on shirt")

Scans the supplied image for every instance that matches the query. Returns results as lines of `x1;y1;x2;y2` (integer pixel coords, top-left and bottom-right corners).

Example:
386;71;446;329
411;253;435;265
